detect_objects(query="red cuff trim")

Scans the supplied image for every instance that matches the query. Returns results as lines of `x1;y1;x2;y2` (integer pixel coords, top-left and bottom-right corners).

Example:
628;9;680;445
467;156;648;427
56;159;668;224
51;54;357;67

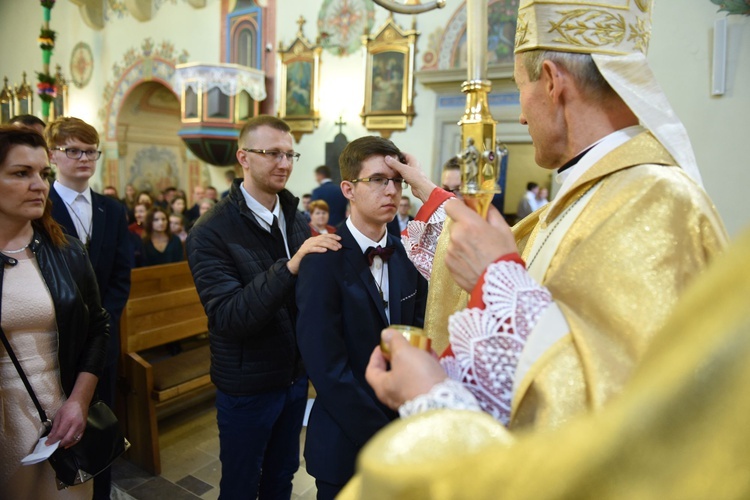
415;188;454;222
468;253;525;309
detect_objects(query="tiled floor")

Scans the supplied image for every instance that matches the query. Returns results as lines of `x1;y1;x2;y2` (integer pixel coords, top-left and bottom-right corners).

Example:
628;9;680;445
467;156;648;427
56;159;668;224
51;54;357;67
111;398;316;499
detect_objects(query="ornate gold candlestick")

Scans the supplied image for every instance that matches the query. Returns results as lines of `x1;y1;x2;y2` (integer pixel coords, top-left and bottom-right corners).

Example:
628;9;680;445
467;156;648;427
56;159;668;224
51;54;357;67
457;0;500;218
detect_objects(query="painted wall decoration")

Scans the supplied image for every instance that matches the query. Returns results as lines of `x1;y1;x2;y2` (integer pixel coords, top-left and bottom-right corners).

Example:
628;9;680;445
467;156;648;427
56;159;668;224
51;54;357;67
103;0;202;23
104;1;128;22
711;0;750;16
318;0;376;56
99;38;189;140
70;42;93;88
127;145;180;194
421;0;519;71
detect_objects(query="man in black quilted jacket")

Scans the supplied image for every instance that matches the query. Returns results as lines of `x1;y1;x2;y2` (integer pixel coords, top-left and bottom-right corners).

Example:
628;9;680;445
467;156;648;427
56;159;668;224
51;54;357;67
187;115;341;500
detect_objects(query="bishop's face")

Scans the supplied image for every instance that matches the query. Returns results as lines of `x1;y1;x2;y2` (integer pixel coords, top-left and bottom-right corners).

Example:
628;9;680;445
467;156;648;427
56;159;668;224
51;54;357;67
513;55;566;170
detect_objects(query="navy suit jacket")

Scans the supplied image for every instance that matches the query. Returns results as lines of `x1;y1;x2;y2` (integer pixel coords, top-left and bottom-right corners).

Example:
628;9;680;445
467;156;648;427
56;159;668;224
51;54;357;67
311;181;348;227
296;223;428;484
49;187;133;361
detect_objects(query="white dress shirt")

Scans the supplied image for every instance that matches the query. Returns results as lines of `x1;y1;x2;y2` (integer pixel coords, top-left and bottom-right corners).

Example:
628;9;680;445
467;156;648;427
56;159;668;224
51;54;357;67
240;183;290;258
53;181;93;244
346;218;391;322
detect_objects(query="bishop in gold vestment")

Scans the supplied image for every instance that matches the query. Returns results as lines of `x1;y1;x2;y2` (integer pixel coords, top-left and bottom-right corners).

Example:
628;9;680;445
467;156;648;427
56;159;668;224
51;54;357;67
342;225;750;499
392;0;727;432
402;129;725;430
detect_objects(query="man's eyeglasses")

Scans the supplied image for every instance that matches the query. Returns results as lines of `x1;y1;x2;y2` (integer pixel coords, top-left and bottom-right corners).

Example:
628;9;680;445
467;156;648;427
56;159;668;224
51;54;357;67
242;148;300;163
350;177;407;189
51;147;102;161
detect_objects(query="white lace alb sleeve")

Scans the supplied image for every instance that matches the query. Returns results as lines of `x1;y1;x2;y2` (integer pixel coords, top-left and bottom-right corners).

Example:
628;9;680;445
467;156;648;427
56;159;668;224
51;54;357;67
440;260;553;425
398;378;482;418
402;203;446;281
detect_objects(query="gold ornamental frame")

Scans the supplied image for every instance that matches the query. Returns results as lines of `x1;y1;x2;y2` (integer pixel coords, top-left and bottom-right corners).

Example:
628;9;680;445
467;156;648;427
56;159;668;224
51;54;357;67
13;72;34;117
50;65;69;121
361;15;418;139
278;17;322;143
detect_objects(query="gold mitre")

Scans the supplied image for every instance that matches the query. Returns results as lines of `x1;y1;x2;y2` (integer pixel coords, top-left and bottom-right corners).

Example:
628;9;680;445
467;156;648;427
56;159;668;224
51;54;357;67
514;0;653;56
512;0;704;186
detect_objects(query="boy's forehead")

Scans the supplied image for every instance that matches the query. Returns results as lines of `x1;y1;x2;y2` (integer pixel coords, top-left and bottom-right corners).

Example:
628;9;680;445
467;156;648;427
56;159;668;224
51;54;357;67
359;155;395;177
62;137;97;147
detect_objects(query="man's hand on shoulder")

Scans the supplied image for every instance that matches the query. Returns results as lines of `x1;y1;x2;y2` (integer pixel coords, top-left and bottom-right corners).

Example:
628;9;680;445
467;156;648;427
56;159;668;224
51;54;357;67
287;233;342;275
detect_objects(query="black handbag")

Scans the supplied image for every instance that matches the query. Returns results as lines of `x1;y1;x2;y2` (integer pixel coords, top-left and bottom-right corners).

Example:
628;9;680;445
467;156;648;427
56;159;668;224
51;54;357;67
0;325;129;489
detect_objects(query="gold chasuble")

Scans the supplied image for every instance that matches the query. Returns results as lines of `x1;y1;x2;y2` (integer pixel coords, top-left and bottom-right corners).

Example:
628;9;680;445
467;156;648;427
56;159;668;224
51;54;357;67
423;132;726;432
340;225;750;500
422;218;468;356
509;132;725;429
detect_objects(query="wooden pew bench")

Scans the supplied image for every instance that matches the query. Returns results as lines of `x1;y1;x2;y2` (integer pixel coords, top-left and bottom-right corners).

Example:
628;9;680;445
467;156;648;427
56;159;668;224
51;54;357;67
120;261;213;475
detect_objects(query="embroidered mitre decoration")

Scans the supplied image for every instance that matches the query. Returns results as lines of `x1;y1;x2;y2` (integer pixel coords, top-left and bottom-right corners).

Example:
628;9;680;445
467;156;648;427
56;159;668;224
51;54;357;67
515;0;653;56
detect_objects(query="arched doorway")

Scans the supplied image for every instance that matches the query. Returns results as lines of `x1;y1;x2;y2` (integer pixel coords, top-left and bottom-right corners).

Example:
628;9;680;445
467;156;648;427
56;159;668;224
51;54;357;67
115;81;195;197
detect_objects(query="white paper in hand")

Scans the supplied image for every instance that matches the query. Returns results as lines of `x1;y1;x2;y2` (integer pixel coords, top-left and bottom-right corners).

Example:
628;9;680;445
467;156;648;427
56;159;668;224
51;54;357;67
21;435;59;465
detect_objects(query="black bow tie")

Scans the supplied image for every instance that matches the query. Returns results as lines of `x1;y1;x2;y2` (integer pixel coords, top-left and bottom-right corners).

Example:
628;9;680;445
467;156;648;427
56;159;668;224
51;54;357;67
365;245;395;266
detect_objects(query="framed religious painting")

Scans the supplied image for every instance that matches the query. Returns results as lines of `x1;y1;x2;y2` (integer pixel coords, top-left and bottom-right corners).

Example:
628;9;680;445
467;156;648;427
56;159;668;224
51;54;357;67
0;77;14;123
278;17;322;143
361;16;418;138
49;65;69;121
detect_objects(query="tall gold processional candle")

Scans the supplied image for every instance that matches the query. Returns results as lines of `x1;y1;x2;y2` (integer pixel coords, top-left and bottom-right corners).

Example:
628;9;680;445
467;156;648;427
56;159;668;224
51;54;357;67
370;0;504;356
458;0;501;217
371;0;502;217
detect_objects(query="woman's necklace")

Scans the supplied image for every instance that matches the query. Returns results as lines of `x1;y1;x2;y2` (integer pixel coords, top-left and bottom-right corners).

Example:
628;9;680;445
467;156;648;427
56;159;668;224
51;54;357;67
1;235;33;255
1;242;30;254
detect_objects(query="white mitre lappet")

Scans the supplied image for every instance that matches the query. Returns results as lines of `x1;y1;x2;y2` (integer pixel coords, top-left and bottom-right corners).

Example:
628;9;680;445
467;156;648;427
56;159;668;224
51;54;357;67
514;0;703;186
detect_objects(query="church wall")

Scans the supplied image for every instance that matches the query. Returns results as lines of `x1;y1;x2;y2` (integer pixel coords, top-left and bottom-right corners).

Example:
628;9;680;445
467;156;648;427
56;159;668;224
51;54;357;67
0;1;748;235
649;2;750;237
275;1;455;210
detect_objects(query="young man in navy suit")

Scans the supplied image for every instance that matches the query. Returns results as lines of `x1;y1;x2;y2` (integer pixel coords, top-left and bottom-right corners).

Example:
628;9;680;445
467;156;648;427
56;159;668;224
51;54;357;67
47;117;132;500
296;136;428;499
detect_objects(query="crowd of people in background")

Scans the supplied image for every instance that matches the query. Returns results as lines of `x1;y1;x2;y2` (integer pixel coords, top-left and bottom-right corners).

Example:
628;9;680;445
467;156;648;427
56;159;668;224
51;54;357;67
98;182;226;267
515;181;549;221
106;169;550;268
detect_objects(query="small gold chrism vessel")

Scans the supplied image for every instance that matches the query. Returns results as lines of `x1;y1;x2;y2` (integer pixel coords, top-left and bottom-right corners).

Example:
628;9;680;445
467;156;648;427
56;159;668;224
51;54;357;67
380;325;431;360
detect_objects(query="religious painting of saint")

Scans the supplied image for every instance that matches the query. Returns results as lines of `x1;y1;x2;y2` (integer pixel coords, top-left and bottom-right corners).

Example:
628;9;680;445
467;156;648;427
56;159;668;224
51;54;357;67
285;60;312;116
370;51;405;113
360;17;417;137
451;0;518;69
278;22;322;141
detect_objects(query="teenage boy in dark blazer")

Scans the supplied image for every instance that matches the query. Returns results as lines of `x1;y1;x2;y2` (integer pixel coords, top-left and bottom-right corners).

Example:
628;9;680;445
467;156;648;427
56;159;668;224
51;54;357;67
296;136;428;499
47;117;132;500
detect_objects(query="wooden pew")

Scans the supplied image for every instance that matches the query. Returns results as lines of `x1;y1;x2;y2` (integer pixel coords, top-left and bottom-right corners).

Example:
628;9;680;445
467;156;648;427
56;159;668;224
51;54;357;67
120;261;214;475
